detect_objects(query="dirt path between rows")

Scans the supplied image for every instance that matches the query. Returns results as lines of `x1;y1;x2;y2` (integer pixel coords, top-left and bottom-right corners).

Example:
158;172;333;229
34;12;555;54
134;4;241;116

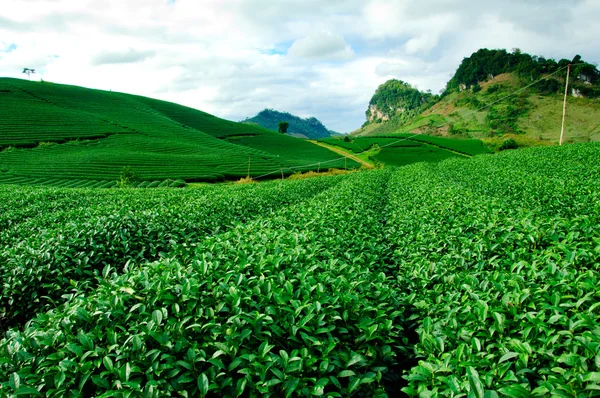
308;140;374;169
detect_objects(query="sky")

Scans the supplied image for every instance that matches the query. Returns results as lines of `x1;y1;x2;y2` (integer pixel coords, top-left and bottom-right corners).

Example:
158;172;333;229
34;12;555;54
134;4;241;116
1;0;599;133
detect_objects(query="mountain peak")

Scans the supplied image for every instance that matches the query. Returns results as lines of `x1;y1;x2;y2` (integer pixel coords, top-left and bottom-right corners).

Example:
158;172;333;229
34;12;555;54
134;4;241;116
244;109;337;139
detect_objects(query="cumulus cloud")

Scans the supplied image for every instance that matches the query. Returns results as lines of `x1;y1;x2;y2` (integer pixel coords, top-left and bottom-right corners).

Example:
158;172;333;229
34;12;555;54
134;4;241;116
0;0;598;133
288;31;355;60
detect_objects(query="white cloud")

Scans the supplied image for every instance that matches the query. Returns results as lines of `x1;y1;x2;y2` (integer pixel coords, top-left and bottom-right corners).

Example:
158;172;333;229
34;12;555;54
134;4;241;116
0;0;598;133
404;34;440;55
288;31;354;60
92;48;155;65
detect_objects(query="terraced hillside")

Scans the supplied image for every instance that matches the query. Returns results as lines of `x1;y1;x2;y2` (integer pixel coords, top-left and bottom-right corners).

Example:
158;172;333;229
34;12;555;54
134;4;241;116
319;135;491;167
0;143;598;396
0;78;356;186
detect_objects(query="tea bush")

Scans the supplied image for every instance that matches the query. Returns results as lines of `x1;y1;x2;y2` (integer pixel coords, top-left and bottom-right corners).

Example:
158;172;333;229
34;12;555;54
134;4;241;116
1;143;599;396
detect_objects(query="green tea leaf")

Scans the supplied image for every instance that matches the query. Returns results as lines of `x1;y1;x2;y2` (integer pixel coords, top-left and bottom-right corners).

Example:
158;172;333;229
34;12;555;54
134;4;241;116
284;378;299;398
235;378;247;397
499;352;519;363
9;372;20;391
15;387;42;396
338;370;356;378
198;373;209;396
152;309;163;325
467;367;484;398
584;372;600;382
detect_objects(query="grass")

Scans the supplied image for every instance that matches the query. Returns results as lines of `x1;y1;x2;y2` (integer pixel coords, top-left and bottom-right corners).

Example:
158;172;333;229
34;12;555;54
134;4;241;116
519;94;600;142
0;78;357;187
287;168;353;180
235;176;258;184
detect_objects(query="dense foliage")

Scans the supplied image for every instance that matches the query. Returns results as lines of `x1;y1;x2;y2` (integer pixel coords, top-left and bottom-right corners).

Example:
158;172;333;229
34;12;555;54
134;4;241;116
0;178;344;331
1;143;599;396
243;109;336;139
366;80;437;126
0;79;354;187
447;48;600;95
392;143;600;396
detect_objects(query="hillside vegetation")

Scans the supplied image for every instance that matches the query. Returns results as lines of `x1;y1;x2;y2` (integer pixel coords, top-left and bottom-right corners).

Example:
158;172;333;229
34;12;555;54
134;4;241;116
0;78;356;187
1;142;599;396
319;134;491;167
354;49;600;147
354;80;436;135
243;109;337;139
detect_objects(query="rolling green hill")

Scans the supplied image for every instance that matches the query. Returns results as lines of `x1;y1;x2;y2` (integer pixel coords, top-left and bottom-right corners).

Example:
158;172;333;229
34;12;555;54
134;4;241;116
243;109;337;139
319;134;491;167
0;78;357;187
353;49;600;149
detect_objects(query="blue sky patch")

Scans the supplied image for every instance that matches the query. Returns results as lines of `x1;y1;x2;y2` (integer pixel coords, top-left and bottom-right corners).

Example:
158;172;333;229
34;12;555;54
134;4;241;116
1;43;17;53
260;41;293;56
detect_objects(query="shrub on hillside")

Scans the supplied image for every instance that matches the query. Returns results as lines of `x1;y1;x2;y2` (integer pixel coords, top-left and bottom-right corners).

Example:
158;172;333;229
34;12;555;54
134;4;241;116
499;138;519;150
171;179;188;188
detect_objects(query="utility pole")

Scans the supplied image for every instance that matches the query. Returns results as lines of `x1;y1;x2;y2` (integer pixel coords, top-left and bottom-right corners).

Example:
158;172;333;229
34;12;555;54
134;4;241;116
247;156;251;178
560;64;571;146
280;168;284;180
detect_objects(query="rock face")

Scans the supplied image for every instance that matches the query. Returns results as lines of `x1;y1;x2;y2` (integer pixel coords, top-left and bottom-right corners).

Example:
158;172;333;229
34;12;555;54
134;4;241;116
578;74;593;85
367;105;390;123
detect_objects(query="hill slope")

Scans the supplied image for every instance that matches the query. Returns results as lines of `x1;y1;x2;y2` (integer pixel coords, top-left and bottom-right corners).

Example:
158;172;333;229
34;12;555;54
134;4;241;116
0;78;356;186
319;134;491;168
243;109;337;139
353;49;600;147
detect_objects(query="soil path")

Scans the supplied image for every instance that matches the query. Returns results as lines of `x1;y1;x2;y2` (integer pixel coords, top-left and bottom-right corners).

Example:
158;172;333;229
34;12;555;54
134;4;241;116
308;140;374;169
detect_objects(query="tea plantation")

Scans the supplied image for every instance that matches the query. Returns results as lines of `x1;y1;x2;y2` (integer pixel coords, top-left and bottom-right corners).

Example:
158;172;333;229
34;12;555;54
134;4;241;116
319;135;492;167
0;78;356;186
1;143;599;397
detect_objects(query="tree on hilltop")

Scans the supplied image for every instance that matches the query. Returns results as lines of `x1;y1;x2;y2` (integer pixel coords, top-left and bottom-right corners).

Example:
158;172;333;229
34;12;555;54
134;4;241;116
278;121;289;133
22;68;35;80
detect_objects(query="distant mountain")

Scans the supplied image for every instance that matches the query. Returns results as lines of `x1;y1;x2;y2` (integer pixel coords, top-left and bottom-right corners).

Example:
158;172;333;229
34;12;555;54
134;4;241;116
352;48;600;146
243;109;337;139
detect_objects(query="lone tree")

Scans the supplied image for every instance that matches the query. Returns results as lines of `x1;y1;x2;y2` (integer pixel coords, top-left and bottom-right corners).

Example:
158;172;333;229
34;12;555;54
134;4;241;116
22;68;35;80
278;121;289;134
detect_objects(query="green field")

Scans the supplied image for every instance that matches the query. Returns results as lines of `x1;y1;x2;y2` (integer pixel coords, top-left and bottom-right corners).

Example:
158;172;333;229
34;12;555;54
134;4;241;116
0;78;357;186
1;143;599;396
372;145;461;166
319;137;421;153
319;135;491;167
